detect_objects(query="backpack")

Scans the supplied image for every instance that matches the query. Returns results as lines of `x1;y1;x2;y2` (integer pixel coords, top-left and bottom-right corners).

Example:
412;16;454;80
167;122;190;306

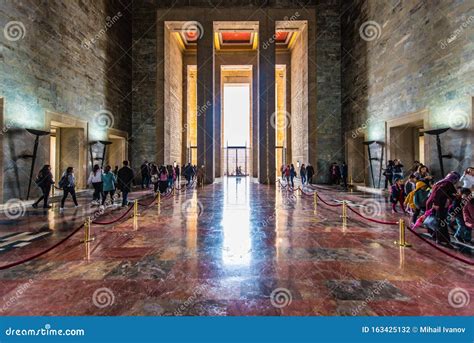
58;174;68;188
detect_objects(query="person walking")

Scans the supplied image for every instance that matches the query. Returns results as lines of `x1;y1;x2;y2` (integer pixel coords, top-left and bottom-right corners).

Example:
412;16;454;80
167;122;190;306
329;162;341;185
184;163;193;185
300;164;307;185
425;171;460;247
140;161;150;189
390;176;406;214
32;164;54;209
284;164;291;185
101;165;117;206
117;161;135;207
340;162;348;190
197;165;205;187
87;164;103;205
59;167;79;212
175;164;181;185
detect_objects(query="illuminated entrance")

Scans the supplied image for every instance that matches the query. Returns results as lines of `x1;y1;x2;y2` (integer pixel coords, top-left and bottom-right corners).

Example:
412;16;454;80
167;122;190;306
223;83;250;176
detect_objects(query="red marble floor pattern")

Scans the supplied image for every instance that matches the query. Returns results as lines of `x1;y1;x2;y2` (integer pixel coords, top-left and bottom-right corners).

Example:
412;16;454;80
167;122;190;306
0;178;472;316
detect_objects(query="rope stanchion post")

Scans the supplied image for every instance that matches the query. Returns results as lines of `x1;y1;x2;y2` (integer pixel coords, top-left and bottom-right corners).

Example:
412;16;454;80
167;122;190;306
313;191;318;214
342;200;348;228
395;219;411;247
81;216;95;243
133;199;139;230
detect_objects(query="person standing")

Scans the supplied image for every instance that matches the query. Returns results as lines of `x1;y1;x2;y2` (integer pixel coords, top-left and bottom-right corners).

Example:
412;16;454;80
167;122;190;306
425;171;460;247
340;162;348;190
59;167;79;212
393;159;404;179
330;162;341;185
33;165;54;209
383;160;395;189
300;164;307;185
460;167;474;190
184;163;193;185
290;164;296;188
101;165;117;206
117;161;135;207
140;161;150;189
87;164;103;205
175;164;181;184
159;166;169;193
306;164;314;184
150;164;159;193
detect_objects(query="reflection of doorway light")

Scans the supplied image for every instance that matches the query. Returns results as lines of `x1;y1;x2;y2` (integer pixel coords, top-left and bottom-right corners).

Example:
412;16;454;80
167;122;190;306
221;177;251;266
223;84;250;146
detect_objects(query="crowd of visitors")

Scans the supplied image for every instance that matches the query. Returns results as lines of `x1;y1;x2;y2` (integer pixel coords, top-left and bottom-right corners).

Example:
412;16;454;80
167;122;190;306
383;159;474;247
280;163;315;188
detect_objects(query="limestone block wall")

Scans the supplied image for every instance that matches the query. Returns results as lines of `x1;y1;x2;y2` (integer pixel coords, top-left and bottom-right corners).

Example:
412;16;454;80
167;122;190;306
342;0;474;185
164;28;183;165
0;0;132;200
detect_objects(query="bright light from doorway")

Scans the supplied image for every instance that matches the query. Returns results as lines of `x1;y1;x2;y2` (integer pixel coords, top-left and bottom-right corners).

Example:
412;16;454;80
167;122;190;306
223;84;250;147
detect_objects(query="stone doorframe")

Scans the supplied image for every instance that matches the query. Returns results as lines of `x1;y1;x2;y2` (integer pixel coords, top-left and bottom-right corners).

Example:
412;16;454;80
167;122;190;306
45;110;88;189
385;109;430;164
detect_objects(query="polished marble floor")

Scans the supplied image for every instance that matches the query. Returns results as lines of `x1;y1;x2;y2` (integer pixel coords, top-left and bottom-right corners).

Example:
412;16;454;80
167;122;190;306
0;178;472;316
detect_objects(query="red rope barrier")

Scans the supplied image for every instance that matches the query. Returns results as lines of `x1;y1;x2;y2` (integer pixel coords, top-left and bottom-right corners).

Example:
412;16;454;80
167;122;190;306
0;224;84;270
92;205;134;225
406;226;474;266
316;193;343;207
346;206;398;225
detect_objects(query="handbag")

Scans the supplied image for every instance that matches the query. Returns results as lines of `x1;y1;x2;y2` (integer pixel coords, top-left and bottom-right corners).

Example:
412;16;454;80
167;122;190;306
423;213;439;232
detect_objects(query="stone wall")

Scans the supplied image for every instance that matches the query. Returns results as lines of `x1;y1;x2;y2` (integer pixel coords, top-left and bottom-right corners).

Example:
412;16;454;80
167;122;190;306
164;27;183;165
342;0;474;186
0;0;132;200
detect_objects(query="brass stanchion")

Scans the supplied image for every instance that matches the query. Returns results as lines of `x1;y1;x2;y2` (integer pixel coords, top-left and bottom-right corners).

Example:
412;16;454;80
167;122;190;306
342;200;348;228
395;219;411;247
313;191;318;211
133;199;138;230
82;216;95;243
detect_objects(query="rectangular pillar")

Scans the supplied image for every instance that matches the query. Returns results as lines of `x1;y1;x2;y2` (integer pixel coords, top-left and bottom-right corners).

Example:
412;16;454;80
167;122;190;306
197;20;215;184
258;18;276;184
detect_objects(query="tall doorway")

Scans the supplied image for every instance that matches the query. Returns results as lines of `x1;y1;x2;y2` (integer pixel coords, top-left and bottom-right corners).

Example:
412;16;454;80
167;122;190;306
222;83;251;176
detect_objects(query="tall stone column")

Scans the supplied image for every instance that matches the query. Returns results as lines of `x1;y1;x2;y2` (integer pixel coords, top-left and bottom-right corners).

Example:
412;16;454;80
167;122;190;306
258;18;276;184
197;20;215;184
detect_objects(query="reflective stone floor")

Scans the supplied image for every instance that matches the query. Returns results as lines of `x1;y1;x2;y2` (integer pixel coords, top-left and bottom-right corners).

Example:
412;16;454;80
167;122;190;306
0;178;472;316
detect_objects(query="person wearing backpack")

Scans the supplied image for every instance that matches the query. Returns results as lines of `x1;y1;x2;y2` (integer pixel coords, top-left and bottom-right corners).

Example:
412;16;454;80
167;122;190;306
32;164;54;209
59;167;79;212
101;165;117;206
87;164;103;205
